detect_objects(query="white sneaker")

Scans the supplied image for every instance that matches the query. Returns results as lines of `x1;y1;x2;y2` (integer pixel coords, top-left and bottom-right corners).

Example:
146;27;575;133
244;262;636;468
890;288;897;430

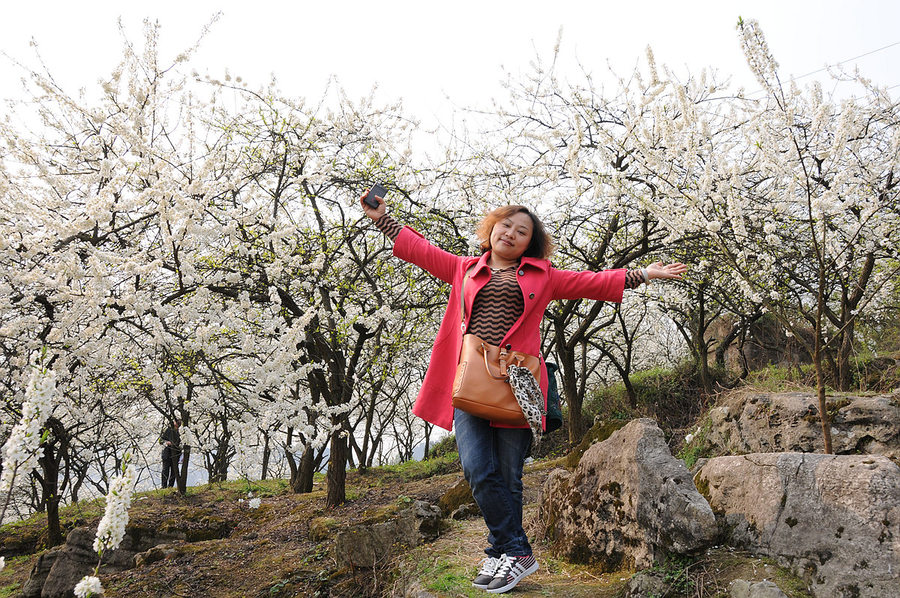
472;556;501;589
486;553;538;593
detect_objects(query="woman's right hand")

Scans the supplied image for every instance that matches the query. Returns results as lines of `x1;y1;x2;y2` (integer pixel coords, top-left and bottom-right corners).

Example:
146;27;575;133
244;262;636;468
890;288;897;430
360;189;387;221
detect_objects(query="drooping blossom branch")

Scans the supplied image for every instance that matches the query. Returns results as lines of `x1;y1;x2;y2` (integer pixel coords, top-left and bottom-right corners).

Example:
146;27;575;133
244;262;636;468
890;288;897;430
0;363;57;523
73;456;137;597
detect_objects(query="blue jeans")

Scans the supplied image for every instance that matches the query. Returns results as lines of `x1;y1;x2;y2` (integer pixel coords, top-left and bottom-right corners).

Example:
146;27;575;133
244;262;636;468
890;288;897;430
454;408;533;557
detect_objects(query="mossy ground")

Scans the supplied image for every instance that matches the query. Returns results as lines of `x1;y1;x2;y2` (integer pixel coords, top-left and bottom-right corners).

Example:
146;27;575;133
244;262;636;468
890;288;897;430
0;364;863;597
0;466;463;598
398;464;634;598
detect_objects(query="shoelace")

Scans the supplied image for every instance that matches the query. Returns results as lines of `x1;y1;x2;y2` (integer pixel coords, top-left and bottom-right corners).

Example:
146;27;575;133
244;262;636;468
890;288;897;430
478;556;500;576
494;554;514;578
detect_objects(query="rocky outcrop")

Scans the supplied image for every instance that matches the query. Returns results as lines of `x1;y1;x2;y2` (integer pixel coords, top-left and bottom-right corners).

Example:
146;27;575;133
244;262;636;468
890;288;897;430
19;519;222;598
20;526;182;598
705;392;900;463
437;477;478;519
334;500;442;570
539;418;717;570
695;453;900;598
729;579;789;598
18;549;59;598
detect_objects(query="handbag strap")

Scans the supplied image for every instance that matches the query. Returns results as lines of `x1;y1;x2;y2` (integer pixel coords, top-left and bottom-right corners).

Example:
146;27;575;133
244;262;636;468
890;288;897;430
485;345;511;380
459;264;477;333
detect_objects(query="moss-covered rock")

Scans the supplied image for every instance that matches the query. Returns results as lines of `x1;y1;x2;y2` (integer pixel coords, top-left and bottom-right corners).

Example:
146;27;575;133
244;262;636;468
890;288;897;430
565;419;626;468
437;477;475;517
308;517;338;542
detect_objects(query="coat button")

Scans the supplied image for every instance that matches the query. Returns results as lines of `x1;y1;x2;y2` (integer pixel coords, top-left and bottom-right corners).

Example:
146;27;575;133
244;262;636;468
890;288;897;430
529;293;535;299
518;270;525;276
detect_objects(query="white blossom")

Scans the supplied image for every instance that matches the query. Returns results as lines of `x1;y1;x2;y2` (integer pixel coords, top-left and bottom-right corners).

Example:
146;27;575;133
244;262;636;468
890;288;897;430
0;367;57;495
74;575;104;597
93;463;136;554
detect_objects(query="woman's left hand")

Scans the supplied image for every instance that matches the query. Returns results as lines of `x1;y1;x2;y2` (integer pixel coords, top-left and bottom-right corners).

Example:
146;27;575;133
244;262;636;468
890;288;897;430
646;261;688;281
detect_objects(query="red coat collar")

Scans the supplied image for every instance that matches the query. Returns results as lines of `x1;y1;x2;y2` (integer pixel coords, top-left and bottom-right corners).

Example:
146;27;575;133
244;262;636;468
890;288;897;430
468;252;550;275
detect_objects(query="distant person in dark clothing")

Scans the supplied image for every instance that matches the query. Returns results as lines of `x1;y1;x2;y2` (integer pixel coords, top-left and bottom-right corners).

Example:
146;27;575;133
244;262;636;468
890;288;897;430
160;419;181;488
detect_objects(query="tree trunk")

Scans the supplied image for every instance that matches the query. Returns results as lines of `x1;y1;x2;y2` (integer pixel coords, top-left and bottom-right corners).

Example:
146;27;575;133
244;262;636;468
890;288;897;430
297;446;315;493
698;349;711;393
260;432;270;481
815;276;834;454
814;344;834;454
38;446;63;546
422;423;432;460
837;318;855;391
285;429;315;494
555;341;582;443
737;339;750;379
622;374;637;408
177;446;190;495
326;425;347;507
693;285;712;393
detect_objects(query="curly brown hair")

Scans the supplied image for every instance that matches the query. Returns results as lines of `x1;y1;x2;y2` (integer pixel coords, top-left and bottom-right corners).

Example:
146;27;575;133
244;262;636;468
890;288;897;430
475;205;554;259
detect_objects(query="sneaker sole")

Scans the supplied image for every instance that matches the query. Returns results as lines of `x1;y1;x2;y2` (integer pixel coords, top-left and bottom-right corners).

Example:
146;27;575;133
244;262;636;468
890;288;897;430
486;561;539;594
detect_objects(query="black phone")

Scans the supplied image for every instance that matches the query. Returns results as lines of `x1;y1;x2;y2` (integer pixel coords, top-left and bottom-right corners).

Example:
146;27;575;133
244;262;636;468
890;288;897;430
363;184;387;209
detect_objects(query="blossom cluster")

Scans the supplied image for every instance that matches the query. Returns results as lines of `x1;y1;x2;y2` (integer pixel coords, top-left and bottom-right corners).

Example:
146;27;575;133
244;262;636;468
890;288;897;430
74;575;104;597
238;491;261;509
93;463;137;554
0;367;57;494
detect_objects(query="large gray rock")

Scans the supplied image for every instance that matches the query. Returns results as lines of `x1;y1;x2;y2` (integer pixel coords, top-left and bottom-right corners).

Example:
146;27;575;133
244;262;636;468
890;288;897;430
19;549;59;598
22;525;194;598
539;418;717;571
730;579;789;598
696;453;900;598
36;527;144;598
706;392;900;463
334;500;442;570
624;570;670;597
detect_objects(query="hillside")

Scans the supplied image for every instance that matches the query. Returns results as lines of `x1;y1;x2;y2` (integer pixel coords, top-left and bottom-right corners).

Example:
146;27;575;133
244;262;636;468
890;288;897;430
0;442;813;598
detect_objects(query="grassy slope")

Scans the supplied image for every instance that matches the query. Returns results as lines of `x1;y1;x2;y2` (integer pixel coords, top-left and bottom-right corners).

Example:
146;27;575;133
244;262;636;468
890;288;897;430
7;359;876;596
0;451;813;598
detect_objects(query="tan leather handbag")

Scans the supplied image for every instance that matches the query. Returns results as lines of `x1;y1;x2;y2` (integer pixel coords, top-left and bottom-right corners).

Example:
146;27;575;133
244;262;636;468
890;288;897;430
451;266;541;426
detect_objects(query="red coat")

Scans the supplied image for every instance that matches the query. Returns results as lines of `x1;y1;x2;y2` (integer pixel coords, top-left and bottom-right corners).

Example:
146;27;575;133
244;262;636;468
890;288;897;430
393;226;627;431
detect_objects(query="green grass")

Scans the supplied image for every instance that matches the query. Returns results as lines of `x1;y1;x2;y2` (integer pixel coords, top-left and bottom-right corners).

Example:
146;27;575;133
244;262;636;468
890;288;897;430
0;554;35;597
374;451;460;481
649;554;697;596
584;361;734;433
743;363;818;391
422;561;480;595
676;417;714;470
426;434;458;459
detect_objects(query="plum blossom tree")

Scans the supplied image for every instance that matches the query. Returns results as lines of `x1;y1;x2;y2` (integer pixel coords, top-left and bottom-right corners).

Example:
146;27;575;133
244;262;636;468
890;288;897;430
617;19;900;452
0;21;219;535
0;20;439;520
461;46;698;441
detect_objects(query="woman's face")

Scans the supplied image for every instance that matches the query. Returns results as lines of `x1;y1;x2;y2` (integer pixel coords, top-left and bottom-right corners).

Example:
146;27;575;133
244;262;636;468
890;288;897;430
489;211;534;261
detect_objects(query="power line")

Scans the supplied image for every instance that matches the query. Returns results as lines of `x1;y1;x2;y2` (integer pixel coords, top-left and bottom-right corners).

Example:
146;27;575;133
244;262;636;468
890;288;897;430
791;39;900;82
743;39;900;98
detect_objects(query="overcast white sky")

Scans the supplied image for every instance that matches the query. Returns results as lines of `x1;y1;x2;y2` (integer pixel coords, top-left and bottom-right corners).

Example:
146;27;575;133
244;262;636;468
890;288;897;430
2;0;898;130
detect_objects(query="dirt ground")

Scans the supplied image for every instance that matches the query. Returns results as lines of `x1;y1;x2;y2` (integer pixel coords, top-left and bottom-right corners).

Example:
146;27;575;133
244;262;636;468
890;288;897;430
0;458;811;598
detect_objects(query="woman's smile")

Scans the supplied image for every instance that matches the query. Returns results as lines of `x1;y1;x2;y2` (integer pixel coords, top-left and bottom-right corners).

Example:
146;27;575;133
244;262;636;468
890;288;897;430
489;212;533;267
